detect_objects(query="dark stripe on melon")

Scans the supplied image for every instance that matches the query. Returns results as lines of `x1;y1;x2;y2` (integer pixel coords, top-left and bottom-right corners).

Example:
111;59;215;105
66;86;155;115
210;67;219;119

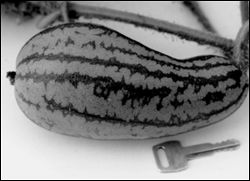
16;66;244;95
16;83;248;127
17;52;232;72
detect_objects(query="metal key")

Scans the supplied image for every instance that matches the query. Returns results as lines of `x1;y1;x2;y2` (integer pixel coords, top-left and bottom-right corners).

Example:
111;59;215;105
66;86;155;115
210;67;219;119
153;139;240;173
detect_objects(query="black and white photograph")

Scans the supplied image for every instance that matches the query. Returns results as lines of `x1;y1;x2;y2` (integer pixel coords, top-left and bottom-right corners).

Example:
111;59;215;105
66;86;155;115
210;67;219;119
1;1;249;180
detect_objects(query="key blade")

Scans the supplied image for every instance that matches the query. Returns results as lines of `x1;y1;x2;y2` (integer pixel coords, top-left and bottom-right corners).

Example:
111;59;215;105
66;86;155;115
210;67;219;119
184;143;213;156
184;139;241;159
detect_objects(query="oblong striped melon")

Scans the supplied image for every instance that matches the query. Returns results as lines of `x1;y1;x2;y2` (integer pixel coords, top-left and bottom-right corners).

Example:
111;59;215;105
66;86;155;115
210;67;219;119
14;23;249;139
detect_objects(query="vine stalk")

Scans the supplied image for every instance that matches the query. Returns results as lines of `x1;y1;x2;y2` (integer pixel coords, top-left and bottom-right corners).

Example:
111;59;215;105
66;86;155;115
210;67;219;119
67;2;233;52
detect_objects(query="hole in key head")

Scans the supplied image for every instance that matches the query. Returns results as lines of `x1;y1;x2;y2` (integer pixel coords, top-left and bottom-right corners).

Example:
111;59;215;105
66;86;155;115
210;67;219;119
157;147;170;168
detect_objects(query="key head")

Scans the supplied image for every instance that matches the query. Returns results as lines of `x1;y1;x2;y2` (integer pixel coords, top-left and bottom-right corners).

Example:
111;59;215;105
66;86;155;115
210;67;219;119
153;141;188;173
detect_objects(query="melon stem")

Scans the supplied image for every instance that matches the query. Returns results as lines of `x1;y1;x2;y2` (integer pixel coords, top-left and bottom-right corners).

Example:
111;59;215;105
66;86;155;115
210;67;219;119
6;71;16;85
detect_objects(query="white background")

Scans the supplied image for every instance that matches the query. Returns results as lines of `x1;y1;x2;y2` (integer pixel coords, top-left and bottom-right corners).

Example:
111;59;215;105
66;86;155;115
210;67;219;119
1;1;249;180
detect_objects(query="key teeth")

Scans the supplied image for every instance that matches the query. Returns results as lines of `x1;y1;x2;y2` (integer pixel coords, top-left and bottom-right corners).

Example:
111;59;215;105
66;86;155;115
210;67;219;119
216;139;241;146
229;139;241;145
212;139;241;152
